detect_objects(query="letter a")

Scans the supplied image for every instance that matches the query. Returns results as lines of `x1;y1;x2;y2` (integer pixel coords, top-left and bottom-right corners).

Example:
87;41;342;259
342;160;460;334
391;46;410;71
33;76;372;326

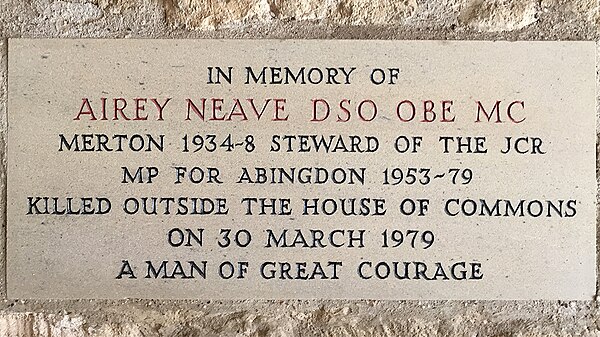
74;98;97;120
116;260;137;279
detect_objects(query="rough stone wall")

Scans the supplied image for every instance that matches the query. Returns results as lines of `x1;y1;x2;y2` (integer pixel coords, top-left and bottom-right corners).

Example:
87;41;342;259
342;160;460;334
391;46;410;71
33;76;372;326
1;0;599;336
1;0;599;38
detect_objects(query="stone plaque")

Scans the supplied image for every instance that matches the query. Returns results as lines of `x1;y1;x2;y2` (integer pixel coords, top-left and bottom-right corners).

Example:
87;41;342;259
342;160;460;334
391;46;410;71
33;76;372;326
6;39;596;299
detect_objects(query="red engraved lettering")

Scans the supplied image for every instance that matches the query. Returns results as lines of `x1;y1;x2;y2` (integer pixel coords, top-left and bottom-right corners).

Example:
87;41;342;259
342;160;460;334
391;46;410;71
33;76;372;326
74;98;96;121
100;97;108;120
358;100;377;122
134;98;148;120
507;101;525;123
113;98;130;120
311;99;330;122
421;100;435;122
273;98;288;121
150;98;171;121
338;99;351;122
227;99;249;121
441;100;455;122
475;100;501;123
185;98;206;121
248;98;271;120
396;100;416;122
210;98;225;121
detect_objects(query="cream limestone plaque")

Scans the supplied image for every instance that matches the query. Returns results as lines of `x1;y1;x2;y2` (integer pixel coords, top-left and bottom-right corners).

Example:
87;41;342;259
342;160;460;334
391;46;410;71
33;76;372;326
6;39;596;299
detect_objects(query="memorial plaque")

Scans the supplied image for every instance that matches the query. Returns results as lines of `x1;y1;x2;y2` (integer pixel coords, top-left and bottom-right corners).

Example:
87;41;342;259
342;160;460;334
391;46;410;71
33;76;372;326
6;39;596;299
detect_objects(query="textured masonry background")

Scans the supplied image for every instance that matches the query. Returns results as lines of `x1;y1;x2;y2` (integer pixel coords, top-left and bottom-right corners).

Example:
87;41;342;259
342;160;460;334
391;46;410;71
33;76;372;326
1;0;600;336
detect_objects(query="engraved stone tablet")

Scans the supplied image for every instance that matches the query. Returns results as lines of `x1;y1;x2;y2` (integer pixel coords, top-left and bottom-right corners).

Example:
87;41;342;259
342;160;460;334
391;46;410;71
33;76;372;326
7;39;596;299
